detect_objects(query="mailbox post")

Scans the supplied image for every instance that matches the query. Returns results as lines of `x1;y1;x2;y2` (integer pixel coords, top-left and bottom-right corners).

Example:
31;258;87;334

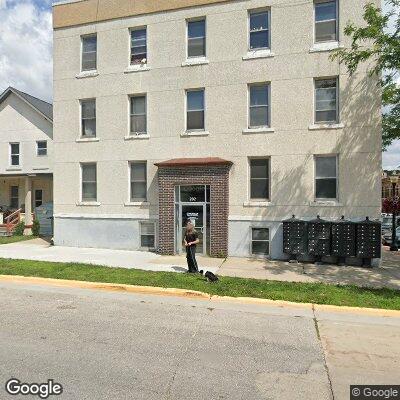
307;216;332;264
356;217;381;267
282;215;308;262
331;216;356;265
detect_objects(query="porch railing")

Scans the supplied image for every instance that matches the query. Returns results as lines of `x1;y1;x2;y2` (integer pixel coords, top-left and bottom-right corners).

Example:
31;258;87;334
4;208;22;235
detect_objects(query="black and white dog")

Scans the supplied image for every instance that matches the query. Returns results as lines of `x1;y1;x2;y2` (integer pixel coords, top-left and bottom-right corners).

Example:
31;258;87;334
199;270;219;282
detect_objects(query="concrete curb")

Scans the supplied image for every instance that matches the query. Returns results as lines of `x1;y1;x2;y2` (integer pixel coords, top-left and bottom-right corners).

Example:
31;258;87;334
1;275;399;317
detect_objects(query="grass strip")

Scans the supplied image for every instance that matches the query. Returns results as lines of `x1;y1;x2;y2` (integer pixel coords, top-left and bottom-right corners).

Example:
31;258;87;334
0;258;399;310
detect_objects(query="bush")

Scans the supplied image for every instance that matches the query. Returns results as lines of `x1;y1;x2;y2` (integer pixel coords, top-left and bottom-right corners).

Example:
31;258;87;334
13;222;25;236
32;219;40;237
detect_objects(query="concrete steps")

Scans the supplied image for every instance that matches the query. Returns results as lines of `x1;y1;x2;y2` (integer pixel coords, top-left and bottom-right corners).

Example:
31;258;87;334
0;226;11;237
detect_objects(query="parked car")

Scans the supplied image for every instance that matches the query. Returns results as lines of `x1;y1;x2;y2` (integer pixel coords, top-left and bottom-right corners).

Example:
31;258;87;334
382;226;400;247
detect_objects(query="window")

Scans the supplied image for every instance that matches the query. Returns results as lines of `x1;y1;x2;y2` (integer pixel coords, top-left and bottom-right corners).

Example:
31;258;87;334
81;163;97;202
10;186;19;209
251;227;269;255
37;141;47;156
249;84;270;128
130;162;147;201
249;158;270;200
315;0;338;43
315;156;338;199
35;189;43;208
315;78;338;123
131;28;147;65
130;96;147;134
187;19;206;58
81;99;96;137
10;143;20;166
81;35;97;71
186;89;205;131
249;10;270;50
140;222;156;249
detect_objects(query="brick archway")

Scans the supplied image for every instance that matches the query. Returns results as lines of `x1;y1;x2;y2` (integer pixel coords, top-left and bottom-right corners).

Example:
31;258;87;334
155;158;232;258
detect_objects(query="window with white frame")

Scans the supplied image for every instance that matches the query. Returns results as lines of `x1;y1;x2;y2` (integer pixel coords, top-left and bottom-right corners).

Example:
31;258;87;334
186;89;205;131
130;95;147;134
249;158;270;200
10;186;19;209
315;78;338;123
37;141;47;156
314;0;338;43
249;10;270;50
187;19;206;58
315;156;338;200
81;163;97;202
35;189;43;208
140;222;156;249
130;162;147;201
249;83;270;128
251;227;270;255
81;99;96;137
131;28;147;65
10;143;20;166
81;34;97;71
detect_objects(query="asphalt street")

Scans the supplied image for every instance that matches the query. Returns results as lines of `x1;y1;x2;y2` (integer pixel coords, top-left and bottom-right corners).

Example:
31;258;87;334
0;281;399;400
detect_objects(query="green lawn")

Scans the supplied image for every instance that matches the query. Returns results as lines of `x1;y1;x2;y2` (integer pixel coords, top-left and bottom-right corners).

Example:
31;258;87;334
0;258;399;310
0;236;35;245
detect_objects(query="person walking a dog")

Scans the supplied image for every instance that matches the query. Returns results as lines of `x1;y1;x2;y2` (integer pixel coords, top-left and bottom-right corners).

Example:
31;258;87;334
184;220;200;273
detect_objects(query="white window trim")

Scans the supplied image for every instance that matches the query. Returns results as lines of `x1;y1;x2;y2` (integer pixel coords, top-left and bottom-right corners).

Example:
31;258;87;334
186;17;207;62
79;98;97;139
36;141;47;157
313;76;339;125
129;94;147;136
185;88;206;133
129;26;148;68
247;8;271;52
247;82;271;130
80;33;98;74
80;162;98;204
314;154;339;202
9;142;21;168
129;161;148;203
139;221;157;250
249;226;270;258
248;157;271;202
313;0;339;45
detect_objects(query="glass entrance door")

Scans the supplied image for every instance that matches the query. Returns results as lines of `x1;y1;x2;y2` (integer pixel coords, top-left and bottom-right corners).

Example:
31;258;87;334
175;185;210;256
182;204;204;254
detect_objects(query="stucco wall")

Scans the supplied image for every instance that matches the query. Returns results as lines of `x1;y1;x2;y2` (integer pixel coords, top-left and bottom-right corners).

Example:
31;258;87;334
0;93;53;175
53;0;382;256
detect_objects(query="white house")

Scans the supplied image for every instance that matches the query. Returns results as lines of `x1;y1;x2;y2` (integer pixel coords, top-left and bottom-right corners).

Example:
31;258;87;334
0;87;53;234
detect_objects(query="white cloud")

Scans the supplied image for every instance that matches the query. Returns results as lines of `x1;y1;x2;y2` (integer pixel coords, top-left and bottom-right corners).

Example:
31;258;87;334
0;0;52;102
383;141;400;170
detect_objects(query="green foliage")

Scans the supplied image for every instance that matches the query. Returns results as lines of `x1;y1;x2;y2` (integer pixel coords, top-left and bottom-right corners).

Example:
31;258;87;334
32;219;40;237
13;222;25;236
330;0;400;149
0;258;398;310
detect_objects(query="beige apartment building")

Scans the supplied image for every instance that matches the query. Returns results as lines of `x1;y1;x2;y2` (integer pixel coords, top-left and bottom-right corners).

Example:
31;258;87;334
52;0;381;259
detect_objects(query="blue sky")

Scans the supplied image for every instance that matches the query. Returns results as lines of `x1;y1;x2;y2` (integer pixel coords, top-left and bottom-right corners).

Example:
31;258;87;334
0;0;399;169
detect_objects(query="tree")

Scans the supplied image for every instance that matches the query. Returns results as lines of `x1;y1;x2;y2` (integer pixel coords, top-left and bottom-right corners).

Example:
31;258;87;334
330;0;400;149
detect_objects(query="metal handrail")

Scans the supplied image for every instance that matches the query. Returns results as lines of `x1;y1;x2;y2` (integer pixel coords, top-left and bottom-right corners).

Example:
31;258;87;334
5;208;22;234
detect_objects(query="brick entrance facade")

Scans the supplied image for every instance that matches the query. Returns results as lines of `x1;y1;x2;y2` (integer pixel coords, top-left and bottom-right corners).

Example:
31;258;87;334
155;158;232;257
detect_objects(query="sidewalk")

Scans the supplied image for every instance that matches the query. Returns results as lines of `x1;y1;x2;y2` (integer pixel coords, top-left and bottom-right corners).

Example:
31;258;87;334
0;238;399;290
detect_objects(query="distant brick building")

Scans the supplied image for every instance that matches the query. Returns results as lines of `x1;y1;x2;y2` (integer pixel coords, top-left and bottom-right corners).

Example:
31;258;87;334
382;170;400;199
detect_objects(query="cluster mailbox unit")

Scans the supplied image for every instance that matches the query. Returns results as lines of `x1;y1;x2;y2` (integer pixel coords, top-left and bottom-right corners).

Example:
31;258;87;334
307;216;332;263
282;215;308;261
331;216;356;265
356;217;382;266
282;215;381;267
